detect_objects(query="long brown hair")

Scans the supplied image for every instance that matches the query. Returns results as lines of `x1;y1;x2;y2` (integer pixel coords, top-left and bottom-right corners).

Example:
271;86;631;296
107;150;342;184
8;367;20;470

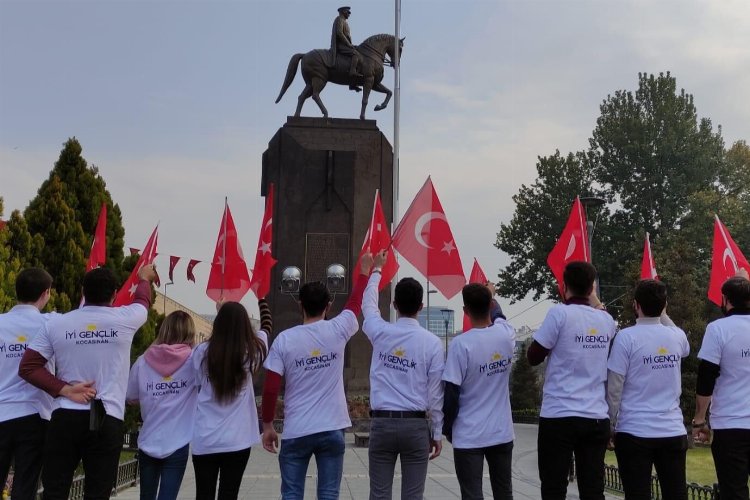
155;311;196;346
204;302;267;404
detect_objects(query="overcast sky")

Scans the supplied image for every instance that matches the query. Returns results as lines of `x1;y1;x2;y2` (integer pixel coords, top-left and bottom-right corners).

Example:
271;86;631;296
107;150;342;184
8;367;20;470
1;0;749;328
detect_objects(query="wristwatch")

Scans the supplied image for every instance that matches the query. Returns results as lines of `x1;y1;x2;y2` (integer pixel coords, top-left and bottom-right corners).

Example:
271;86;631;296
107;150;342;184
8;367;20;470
691;419;708;429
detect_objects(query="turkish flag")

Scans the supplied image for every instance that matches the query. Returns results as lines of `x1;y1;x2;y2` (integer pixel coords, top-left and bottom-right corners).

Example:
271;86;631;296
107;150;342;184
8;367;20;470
708;215;750;306
187;259;201;283
462;258;488;332
168;256;180;283
206;201;251;303
640;232;658;280
547;197;590;297
355;191;399;290
249;184;278;299
113;225;159;306
129;247;140;256
85;203;107;272
392;177;466;299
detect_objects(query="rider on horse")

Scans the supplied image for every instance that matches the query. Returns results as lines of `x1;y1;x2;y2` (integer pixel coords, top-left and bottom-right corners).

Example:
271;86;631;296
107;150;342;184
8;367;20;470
329;6;362;90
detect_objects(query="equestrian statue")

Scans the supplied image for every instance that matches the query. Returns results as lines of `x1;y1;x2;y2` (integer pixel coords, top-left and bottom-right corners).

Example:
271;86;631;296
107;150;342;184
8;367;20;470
275;6;404;120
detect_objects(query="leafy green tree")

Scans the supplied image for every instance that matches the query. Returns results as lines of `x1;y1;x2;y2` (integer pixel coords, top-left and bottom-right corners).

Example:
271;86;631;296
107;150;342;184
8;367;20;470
510;343;541;411
14;138;127;306
0;198;23;311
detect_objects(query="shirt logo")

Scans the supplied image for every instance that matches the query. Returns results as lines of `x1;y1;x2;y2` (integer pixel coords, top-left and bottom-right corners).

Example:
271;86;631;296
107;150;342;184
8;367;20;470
741;348;750;358
575;328;608;349
0;334;29;358
64;324;119;345
145;375;189;394
294;348;337;372
642;346;680;369
378;347;417;373
479;352;512;376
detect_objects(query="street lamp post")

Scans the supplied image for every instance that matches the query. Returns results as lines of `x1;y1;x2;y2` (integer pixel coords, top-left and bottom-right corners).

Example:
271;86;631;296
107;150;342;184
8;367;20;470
440;308;452;357
425;281;437;333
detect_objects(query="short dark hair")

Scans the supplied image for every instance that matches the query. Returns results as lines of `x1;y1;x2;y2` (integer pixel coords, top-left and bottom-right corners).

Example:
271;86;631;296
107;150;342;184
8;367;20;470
634;279;667;317
394;278;423;316
16;268;53;303
722;277;750;309
299;281;332;317
563;261;597;297
462;283;492;318
83;267;119;305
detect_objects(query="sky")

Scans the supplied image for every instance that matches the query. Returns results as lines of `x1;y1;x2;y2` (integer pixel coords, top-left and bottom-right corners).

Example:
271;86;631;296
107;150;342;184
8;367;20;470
1;0;749;329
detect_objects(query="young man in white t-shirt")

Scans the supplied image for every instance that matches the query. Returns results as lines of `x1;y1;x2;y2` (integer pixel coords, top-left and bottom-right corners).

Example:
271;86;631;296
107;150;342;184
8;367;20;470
692;270;750;498
260;258;372;500
0;268;53;500
19;264;156;500
362;251;444;500
528;261;616;500
607;279;690;499
443;282;515;500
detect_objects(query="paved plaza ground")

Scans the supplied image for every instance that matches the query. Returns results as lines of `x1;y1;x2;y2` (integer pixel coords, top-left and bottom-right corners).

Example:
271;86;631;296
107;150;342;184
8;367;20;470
117;424;617;499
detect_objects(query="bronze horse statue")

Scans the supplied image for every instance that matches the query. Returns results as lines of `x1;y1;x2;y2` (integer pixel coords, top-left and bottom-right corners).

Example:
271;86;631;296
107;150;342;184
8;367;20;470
275;34;403;120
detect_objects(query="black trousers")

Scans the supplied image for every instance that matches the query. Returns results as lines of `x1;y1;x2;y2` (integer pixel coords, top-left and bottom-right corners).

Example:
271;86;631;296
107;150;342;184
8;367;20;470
537;416;609;500
0;413;46;500
41;408;124;500
614;432;687;500
454;441;513;500
712;428;750;500
192;448;251;500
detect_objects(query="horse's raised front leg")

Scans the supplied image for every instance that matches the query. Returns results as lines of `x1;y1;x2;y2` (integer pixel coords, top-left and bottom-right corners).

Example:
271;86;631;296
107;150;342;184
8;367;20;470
311;78;329;118
372;81;392;112
295;83;313;117
360;78;374;120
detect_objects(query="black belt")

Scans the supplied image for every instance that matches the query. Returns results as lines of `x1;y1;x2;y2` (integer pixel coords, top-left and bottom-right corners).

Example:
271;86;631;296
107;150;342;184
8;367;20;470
370;410;426;419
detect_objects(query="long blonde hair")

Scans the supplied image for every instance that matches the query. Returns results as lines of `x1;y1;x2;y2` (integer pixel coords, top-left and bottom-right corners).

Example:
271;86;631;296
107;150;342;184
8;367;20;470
155;311;196;346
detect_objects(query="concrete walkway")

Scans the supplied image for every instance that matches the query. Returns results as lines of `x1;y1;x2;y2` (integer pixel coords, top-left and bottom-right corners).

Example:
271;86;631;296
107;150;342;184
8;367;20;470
117;424;617;499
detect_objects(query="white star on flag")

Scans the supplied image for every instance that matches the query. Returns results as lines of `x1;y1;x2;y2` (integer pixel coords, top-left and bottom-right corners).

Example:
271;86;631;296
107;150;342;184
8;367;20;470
128;283;138;296
259;241;272;255
441;240;456;255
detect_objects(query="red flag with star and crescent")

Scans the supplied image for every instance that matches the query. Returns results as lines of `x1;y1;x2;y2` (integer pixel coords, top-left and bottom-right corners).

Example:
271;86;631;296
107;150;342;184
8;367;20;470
392;177;466;299
708;215;750;306
168;256;180;283
249;184;278;299
187;259;201;283
355;190;399;290
547;197;590;297
640;232;658;280
113;225;159;306
462;258;488;332
206;200;251;303
85;203;107;272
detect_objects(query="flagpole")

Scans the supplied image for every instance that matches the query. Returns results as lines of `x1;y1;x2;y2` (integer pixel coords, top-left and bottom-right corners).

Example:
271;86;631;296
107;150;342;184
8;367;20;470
221;197;228;297
391;0;401;322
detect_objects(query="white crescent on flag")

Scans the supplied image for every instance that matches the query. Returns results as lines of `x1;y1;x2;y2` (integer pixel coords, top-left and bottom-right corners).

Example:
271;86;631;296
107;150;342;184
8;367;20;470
564;234;577;260
415;211;448;249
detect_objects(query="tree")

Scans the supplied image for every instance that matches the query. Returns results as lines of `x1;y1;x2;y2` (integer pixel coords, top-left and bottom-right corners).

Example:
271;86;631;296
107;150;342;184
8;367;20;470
510;343;541;410
495;72;749;418
0;198;23;311
495;150;604;301
13;138;127;306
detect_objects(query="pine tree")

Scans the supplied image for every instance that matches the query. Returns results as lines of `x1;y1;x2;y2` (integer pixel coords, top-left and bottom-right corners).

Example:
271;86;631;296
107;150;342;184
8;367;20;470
0;198;24;311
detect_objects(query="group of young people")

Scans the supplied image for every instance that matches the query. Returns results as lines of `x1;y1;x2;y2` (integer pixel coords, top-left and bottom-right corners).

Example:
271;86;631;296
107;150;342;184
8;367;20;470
0;251;749;500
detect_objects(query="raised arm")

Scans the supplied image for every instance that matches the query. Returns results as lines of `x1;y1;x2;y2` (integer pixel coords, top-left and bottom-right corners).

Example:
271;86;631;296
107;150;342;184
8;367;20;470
343;253;374;316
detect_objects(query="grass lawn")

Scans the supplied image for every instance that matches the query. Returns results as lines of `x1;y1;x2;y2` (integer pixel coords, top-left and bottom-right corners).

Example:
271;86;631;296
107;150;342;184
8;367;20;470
605;446;718;487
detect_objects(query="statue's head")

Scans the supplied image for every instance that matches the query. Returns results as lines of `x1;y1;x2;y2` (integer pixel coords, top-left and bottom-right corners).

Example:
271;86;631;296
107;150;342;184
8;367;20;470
338;6;351;18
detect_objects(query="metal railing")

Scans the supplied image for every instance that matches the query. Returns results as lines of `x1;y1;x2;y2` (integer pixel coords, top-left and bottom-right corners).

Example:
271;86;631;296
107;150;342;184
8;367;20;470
601;463;718;499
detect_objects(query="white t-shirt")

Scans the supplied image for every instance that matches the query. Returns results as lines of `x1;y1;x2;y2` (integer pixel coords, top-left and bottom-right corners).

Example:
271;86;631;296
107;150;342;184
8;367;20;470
442;320;516;449
608;319;689;437
126;353;197;458
28;304;148;420
0;305;55;421
263;311;358;440
191;331;268;455
534;303;616;419
362;273;445;438
698;313;750;429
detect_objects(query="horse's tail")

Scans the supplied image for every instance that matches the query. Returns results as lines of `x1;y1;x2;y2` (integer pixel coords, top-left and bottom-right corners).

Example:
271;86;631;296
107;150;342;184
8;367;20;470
275;53;304;104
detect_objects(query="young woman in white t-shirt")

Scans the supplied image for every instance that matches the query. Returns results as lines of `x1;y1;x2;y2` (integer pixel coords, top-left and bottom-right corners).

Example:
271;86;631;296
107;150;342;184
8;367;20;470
192;300;270;500
126;311;198;500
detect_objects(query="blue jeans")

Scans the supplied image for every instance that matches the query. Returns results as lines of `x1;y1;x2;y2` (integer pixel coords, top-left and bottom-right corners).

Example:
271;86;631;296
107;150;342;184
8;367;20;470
279;430;345;500
138;444;190;500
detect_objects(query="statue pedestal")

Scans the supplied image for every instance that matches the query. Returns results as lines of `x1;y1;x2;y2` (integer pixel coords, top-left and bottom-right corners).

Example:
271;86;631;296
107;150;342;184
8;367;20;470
261;116;394;394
